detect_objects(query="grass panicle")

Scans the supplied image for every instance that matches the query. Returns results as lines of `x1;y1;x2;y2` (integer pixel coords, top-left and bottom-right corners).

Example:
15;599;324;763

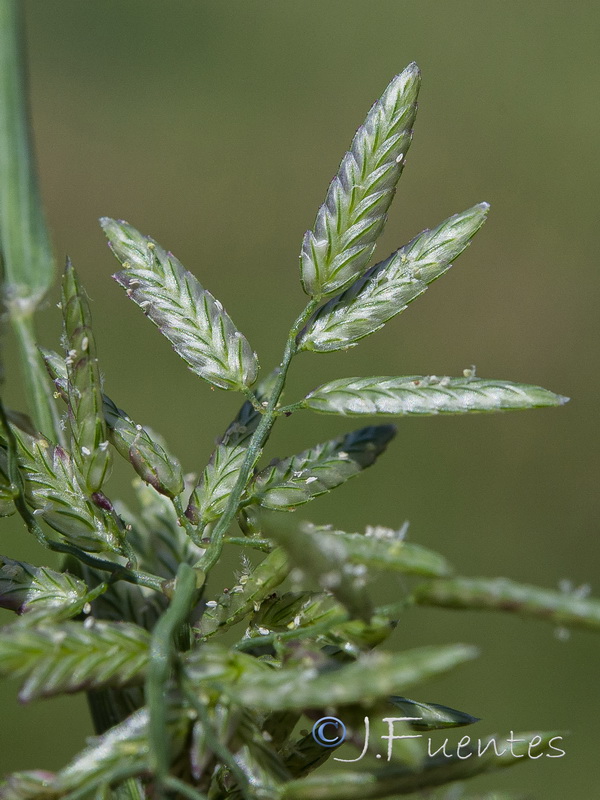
0;45;588;800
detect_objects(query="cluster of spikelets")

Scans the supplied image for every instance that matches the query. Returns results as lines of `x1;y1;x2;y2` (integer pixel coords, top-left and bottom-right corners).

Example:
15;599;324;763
1;63;599;800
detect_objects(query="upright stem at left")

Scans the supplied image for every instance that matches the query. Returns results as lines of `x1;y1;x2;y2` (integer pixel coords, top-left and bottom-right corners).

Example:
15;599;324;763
0;0;61;442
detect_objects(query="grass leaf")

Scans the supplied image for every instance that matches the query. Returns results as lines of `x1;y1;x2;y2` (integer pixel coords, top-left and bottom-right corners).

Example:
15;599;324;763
61;261;111;493
299;204;489;352
414;576;600;632
301;376;568;416
221;644;478;711
0;555;88;617
42;348;184;499
8;425;123;554
101;218;259;391
0;619;150;702
186;369;280;526
247;425;395;510
300;64;420;298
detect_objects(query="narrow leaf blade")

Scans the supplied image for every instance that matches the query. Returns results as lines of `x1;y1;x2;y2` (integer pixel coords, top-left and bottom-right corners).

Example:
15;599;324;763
302;376;569;416
0;555;88;617
42;348;184;498
248;425;395;510
300;64;420;297
414;576;600;632
222;644;478;711
61;261;111;493
299;203;489;352
101;218;259;391
186;369;280;526
0;619;150;702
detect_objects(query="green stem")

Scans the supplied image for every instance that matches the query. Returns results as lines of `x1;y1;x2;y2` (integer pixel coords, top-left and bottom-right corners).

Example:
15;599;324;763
147;562;198;789
182;685;253;800
162;776;208;800
0;1;59;441
193;298;319;577
224;535;273;553
241;386;265;414
234;608;349;653
173;493;204;548
48;541;165;593
276;400;305;416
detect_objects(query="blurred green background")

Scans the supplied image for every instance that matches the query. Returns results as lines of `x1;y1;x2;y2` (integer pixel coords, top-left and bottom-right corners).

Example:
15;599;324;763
1;1;598;796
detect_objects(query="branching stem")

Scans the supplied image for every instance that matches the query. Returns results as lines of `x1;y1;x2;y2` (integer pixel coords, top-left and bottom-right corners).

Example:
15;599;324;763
147;562;198;792
193;298;320;577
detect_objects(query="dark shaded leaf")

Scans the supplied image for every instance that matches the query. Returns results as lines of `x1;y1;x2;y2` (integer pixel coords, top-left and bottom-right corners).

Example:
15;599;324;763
248;425;395;510
389;695;480;730
0;555;87;617
119;479;204;579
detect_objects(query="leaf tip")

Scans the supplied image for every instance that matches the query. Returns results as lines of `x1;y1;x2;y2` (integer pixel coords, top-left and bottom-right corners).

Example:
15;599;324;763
98;216;116;233
404;60;421;77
